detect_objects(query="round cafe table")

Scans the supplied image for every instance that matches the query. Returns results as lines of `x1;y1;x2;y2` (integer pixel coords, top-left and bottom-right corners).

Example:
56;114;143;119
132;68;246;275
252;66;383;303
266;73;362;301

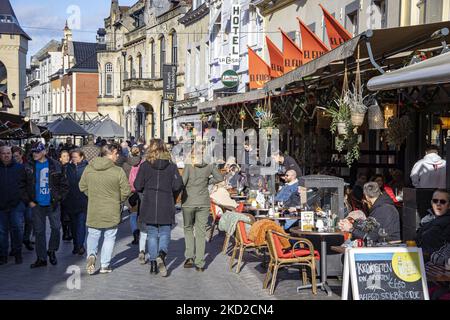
290;227;345;296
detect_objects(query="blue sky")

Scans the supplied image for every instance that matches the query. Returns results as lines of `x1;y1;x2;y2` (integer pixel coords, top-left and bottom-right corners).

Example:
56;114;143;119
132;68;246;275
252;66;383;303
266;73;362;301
11;0;136;60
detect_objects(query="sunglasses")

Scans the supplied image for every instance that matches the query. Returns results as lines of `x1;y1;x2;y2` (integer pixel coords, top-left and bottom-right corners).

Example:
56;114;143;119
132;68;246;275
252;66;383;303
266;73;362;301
432;199;448;205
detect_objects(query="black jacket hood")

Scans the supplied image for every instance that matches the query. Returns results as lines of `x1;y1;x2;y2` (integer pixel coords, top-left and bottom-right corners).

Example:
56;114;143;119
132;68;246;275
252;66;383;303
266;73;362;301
150;159;171;170
372;193;395;210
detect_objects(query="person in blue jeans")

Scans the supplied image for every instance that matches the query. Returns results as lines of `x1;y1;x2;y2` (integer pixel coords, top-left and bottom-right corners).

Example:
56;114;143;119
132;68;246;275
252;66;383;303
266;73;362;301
22;142;69;268
0;146;27;265
62;149;88;255
79;143;131;275
134;139;183;276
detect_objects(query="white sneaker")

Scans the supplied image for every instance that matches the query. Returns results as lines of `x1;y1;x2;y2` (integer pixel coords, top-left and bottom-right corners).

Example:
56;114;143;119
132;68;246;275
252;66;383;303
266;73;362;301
99;266;113;274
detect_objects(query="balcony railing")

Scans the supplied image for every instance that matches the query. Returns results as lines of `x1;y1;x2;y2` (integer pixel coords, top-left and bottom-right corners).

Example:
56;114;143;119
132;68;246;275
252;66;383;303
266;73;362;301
124;26;146;46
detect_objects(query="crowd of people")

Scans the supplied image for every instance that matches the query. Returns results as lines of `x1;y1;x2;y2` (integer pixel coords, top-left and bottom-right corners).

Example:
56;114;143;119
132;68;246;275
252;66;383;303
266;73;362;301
0;134;449;281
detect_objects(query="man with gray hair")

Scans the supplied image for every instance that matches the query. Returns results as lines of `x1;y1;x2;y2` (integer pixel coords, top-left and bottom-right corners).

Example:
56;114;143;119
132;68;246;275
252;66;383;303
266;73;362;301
339;182;400;242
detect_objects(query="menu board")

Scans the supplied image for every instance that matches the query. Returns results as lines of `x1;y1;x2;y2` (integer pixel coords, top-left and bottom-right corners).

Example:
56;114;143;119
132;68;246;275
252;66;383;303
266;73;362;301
342;247;429;300
301;211;314;231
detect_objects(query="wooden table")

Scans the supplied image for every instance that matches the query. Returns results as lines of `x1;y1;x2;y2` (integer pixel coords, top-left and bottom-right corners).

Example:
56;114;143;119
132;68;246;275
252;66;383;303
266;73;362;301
290;228;345;296
231;195;248;201
426;263;450;282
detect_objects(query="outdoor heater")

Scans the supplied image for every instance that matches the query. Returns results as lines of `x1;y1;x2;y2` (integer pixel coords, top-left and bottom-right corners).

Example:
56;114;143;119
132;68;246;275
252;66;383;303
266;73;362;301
299;175;345;219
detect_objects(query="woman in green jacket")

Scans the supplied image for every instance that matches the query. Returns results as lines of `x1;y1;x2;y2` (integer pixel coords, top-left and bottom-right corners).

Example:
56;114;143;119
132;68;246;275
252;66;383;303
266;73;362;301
182;144;223;271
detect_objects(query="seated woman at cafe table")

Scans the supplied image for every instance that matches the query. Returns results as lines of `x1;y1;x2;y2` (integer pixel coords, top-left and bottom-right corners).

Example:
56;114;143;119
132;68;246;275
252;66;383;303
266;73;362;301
225;164;245;189
416;189;450;257
338;182;400;242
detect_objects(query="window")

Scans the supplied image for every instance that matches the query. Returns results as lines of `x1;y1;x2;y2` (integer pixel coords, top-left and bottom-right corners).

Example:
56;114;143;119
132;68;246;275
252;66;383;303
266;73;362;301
150;40;156;78
346;10;359;36
66;86;71;112
374;0;387;28
186;49;191;88
61;87;65;113
137;54;143;78
426;0;443;23
105;63;113;95
129;57;134;79
160;36;166;77
205;42;209;83
418;0;426;24
195;46;200;87
171;32;178;65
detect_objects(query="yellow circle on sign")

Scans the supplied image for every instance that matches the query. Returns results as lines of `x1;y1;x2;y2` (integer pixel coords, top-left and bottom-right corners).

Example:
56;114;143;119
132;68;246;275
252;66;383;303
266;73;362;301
392;252;422;282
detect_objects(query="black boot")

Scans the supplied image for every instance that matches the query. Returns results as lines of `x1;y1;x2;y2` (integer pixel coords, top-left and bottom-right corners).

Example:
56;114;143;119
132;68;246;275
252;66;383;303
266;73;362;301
63;225;72;241
156;251;167;277
149;261;158;274
131;230;140;245
47;251;57;265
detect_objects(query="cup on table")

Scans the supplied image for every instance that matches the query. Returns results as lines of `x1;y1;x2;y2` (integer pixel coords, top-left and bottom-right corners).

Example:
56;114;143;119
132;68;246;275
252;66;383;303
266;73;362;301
406;240;417;247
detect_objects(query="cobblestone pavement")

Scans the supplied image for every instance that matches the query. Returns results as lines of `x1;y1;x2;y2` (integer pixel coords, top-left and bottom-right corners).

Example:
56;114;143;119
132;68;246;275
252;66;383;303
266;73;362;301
0;212;341;300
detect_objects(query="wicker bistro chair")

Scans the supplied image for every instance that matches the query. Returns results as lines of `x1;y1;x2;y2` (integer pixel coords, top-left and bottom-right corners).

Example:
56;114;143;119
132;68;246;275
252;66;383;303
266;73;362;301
229;219;266;273
209;202;223;242
264;230;320;296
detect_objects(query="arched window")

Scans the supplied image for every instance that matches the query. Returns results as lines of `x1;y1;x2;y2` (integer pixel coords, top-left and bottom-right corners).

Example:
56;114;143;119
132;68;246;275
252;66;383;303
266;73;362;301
160;35;166;77
61;87;65;113
171;31;178;65
150;39;155;78
56;89;60;114
137;54;143;78
105;63;113;95
66;86;71;112
129;57;134;79
0;61;7;94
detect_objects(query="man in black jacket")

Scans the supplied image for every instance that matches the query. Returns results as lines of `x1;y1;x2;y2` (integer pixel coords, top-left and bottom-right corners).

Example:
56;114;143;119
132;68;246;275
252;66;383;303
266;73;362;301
339;182;400;242
416;189;450;256
21;142;69;268
0;146;27;265
272;152;303;179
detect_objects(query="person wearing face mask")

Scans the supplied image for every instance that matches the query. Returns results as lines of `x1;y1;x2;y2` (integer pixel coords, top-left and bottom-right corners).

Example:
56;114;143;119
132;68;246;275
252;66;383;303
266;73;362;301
416;189;450;257
339;182;400;242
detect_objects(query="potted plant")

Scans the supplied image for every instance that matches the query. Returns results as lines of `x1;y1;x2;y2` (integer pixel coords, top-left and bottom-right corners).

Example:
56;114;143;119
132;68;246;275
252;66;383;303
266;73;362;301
385;115;412;149
239;108;246;129
327;96;351;136
260;110;276;136
348;83;368;127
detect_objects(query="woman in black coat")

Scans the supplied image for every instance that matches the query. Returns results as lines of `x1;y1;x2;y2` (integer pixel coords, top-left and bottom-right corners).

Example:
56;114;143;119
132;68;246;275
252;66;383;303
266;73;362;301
134;139;183;277
62;149;88;255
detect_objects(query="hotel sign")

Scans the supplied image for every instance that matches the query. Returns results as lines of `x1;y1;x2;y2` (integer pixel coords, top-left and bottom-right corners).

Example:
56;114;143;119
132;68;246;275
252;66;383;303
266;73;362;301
163;64;177;101
220;1;241;66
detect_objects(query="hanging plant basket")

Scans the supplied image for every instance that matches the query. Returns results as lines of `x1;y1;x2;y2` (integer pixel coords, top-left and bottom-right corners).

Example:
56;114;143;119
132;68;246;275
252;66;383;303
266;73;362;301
351;112;365;127
336;121;348;135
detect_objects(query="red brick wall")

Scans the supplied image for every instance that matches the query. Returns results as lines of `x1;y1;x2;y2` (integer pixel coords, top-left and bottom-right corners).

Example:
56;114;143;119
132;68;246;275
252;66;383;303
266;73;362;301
75;73;99;112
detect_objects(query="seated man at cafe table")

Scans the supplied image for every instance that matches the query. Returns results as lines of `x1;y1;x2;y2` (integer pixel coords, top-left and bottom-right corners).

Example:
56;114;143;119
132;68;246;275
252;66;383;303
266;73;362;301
338;182;400;243
275;170;299;206
416;189;450;257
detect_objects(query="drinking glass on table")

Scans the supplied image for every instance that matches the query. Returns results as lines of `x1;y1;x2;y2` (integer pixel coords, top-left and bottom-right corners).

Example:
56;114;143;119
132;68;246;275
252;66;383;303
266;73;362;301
378;228;388;245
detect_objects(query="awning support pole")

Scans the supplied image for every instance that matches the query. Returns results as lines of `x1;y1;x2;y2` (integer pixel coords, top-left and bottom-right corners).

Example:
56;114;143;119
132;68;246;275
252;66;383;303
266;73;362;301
364;30;385;75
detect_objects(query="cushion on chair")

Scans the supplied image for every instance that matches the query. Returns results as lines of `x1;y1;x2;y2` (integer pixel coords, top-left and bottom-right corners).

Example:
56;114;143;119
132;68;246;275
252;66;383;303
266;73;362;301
238;221;252;245
272;233;320;260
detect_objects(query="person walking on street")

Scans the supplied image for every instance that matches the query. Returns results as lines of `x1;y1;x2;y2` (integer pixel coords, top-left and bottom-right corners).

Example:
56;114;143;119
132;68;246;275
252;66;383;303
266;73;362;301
182;143;223;271
134;139;183;276
62;149;88;255
81;134;100;163
59;150;72;242
22;142;69;268
122;146;144;247
0;146;27;265
79;144;131;275
410;145;446;189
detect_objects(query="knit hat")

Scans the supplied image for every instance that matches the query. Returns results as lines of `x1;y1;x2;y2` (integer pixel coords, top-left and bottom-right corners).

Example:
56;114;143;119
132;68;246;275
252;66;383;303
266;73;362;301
31;142;46;153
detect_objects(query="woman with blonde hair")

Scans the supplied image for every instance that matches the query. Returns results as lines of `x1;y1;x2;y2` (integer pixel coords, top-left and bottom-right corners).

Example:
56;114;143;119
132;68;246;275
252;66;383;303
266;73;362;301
182;143;223;271
134;139;183;276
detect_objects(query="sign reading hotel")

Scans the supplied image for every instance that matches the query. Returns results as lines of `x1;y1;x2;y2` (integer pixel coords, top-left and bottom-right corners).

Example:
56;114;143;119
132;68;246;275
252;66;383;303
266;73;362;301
220;1;241;66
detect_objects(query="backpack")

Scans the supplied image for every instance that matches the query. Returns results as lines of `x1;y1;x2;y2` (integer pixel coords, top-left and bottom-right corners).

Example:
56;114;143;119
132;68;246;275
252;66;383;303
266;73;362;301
129;160;143;193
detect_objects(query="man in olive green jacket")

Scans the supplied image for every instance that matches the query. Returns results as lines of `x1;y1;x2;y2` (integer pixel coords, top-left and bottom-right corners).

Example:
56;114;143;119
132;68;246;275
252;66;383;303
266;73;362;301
79;144;131;275
182;160;223;271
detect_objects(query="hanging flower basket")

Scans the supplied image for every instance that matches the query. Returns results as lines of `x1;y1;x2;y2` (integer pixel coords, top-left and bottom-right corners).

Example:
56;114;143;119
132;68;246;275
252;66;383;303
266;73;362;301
351;112;365;127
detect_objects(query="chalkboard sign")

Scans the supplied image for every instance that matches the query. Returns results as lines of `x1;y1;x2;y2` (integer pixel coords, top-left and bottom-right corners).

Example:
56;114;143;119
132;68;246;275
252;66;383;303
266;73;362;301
342;247;429;300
